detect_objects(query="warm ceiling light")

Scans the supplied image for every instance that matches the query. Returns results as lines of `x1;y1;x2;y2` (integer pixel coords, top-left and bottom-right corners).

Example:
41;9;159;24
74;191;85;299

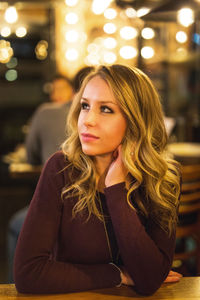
176;31;188;43
103;23;116;34
103;51;117;64
85;53;100;65
120;26;137;40
65;30;79;42
125;7;137;18
65;48;79;61
92;0;113;15
119;46;137;59
16;26;27;38
1;26;11;37
65;12;79;24
104;8;117;19
141;27;155;39
137;7;150;18
177;8;194;27
141;46;154;59
87;43;99;53
104;37;117;49
4;6;18;24
0;40;13;63
65;0;78;7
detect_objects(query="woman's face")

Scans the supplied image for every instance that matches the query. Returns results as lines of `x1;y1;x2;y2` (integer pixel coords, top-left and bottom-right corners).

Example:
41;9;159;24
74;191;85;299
78;76;127;158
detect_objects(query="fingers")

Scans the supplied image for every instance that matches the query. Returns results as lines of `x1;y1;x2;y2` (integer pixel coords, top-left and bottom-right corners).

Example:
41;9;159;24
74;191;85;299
164;276;181;283
164;270;183;283
112;149;118;160
168;270;182;278
112;144;122;160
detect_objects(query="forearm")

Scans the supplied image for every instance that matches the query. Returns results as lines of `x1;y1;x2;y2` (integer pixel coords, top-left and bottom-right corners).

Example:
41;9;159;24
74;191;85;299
105;183;176;295
14;257;121;294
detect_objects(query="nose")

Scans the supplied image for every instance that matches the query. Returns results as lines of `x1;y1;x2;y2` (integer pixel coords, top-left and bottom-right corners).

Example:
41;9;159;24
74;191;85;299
84;110;97;127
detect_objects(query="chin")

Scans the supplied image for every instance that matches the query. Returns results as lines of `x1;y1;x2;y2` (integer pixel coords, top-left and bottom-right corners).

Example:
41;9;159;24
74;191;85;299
81;148;96;156
81;148;106;157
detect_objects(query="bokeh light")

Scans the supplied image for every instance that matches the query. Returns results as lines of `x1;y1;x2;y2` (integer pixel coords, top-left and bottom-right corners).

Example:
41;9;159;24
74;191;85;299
1;26;11;37
119;46;137;59
4;6;18;24
65;0;78;7
141;27;155;39
104;8;117;20
141;46;154;59
0;40;13;63
65;12;79;24
176;31;188;43
177;8;194;27
65;48;79;61
103;23;117;34
104;37;117;49
5;69;18;81
16;26;27;38
120;26;138;40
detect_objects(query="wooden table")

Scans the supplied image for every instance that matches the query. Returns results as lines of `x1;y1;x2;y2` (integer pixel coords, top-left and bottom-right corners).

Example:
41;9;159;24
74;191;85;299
0;277;200;300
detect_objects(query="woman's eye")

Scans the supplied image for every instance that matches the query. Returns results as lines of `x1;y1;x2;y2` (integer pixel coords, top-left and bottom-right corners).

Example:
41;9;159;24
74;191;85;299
81;102;89;110
101;106;113;113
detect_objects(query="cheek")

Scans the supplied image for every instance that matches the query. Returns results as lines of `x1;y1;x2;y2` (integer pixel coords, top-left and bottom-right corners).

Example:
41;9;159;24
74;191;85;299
116;119;127;138
109;119;127;144
77;114;82;133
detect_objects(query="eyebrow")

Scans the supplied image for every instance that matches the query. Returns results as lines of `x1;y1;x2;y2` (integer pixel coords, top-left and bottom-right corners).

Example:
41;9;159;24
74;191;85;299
81;97;117;106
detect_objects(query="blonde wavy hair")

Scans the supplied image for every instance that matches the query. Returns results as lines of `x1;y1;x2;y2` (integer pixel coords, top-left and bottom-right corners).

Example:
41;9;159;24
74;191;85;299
62;64;180;235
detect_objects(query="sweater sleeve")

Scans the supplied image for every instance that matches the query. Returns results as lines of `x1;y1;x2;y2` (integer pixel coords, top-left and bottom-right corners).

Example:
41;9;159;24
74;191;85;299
104;182;177;296
14;155;121;294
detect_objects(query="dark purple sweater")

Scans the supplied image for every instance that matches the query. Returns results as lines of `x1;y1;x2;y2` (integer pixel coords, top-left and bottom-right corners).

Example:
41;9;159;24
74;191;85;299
14;151;177;295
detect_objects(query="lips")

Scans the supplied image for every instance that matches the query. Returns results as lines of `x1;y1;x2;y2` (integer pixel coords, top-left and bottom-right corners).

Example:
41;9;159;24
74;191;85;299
82;133;99;138
81;133;99;141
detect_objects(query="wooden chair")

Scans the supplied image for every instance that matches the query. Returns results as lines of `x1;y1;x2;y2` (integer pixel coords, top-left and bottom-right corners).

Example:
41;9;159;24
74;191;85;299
173;164;200;275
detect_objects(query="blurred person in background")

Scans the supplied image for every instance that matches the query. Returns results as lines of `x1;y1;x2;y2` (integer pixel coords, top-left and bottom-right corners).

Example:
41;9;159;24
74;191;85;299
7;68;94;283
26;75;73;165
26;68;94;165
7;74;73;282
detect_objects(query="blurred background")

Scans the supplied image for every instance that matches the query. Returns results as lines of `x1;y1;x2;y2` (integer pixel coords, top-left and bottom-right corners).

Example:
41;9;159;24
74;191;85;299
0;0;200;283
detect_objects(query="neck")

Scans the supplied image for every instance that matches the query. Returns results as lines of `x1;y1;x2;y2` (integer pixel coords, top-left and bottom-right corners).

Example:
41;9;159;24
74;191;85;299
94;154;112;193
94;154;112;175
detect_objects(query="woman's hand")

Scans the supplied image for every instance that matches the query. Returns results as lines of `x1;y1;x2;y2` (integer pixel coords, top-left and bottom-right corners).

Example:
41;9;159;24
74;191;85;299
120;267;134;286
120;268;182;287
164;270;182;283
105;145;128;187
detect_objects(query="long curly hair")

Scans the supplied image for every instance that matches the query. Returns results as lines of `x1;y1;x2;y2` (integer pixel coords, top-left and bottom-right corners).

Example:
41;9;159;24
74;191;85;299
62;64;180;235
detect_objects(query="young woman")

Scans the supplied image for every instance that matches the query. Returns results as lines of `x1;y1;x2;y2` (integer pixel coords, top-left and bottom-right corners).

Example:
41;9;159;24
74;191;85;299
14;64;181;295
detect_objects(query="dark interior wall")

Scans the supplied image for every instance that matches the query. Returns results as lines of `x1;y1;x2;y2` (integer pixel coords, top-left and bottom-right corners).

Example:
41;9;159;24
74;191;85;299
0;5;55;283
